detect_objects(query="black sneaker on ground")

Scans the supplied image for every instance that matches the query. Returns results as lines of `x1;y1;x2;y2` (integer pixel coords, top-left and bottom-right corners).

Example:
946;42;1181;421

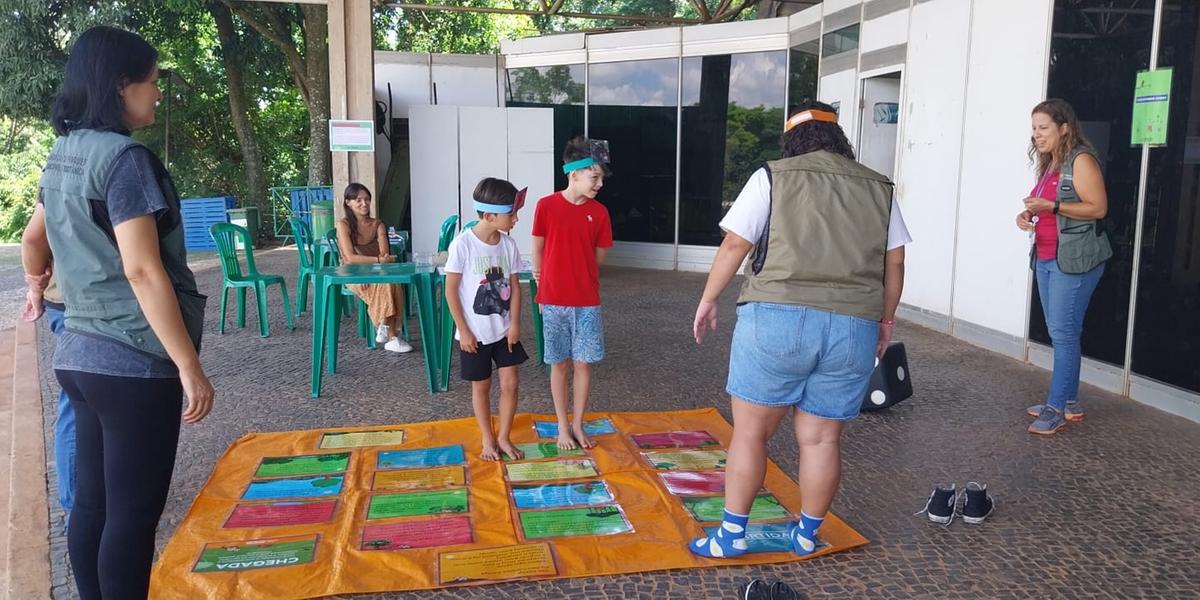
915;484;957;525
741;579;771;600
769;580;803;600
961;481;995;524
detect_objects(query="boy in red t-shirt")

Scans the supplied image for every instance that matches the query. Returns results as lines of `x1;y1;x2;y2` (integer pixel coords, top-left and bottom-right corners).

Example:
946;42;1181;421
531;136;614;450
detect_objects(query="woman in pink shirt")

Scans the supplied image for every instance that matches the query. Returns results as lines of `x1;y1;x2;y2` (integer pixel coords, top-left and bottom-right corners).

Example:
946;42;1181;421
1015;99;1111;435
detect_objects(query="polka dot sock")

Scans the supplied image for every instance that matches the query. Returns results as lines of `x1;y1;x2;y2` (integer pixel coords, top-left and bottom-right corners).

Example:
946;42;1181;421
688;509;749;558
791;511;824;555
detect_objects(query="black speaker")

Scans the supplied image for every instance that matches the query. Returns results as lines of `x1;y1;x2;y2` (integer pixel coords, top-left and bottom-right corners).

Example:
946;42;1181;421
860;342;913;412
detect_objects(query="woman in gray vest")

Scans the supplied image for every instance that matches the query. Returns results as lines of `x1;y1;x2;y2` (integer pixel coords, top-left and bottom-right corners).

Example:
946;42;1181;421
1016;99;1111;434
20;26;213;599
689;101;909;559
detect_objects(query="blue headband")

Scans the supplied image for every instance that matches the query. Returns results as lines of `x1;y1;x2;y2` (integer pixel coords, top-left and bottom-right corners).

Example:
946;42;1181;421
473;200;514;214
562;157;596;173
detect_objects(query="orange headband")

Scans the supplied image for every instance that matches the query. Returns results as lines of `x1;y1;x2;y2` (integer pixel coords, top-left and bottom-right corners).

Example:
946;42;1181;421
784;109;839;132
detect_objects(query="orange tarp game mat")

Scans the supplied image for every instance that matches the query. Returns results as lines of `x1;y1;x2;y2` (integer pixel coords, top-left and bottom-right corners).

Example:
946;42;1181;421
150;408;868;598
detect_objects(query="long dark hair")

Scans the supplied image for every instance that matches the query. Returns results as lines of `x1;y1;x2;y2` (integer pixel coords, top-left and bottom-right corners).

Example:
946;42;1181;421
1029;98;1092;177
51;26;159;136
342;182;372;240
780;100;855;160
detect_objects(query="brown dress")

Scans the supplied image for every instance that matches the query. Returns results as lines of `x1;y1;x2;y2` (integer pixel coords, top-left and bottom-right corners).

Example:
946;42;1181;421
342;219;403;327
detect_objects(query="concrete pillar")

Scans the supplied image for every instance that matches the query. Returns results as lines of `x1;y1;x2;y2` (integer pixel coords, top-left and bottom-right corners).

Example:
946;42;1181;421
328;0;377;216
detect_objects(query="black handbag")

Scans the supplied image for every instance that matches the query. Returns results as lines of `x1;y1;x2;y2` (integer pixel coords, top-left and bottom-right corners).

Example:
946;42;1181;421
860;342;913;412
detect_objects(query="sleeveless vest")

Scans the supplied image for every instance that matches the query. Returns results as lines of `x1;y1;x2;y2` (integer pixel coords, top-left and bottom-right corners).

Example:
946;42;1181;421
737;151;893;320
38;129;205;360
1045;147;1113;274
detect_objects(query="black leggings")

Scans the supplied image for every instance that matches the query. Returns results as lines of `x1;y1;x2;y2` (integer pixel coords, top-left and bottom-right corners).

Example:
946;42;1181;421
56;370;182;600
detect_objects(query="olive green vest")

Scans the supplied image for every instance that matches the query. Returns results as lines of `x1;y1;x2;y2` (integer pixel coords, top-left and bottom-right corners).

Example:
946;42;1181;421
1029;146;1113;274
737;151;893;320
38;129;205;359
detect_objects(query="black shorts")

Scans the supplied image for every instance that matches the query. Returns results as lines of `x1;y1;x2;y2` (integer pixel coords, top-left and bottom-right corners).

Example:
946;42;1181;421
460;339;529;381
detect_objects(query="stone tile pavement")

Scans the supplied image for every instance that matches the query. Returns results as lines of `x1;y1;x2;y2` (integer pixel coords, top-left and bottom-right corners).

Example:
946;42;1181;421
37;249;1200;599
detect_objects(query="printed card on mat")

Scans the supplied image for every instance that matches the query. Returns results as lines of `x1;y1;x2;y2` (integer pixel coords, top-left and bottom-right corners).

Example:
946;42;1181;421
504;459;599;482
377;445;466;470
643;449;727;471
658;471;734;496
371;465;466;491
254;453;349;478
511;480;614;509
360;516;473;551
242;475;344;500
630;430;719;450
683;494;791;522
193;535;317;573
318;429;405;449
367;489;469;520
437;543;557;585
533;418;616;438
518;505;634;539
702;522;801;554
224;500;338;528
501;442;585;461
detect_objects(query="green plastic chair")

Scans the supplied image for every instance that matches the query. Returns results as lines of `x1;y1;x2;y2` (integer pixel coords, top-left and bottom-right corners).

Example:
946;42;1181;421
288;217;316;317
210;222;295;337
437;214;459;253
463;219;478;231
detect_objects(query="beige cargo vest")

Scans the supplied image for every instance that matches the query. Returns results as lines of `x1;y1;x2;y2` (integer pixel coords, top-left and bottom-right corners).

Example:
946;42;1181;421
737;151;893;321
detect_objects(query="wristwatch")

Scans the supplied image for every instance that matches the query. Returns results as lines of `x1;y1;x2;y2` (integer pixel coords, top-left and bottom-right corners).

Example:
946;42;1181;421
1052;200;1061;214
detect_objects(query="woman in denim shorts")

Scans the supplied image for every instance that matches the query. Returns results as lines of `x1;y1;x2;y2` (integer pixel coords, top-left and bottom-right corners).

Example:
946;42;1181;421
688;101;910;559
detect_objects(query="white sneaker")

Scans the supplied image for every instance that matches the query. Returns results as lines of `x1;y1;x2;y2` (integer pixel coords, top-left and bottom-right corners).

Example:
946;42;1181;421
384;338;413;353
375;323;389;344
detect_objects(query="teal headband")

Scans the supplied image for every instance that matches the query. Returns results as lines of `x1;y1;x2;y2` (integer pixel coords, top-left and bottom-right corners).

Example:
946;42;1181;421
473;201;513;214
562;157;596;174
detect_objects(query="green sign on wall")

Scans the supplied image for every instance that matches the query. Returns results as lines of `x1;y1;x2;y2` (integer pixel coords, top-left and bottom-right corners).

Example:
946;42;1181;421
1131;68;1172;146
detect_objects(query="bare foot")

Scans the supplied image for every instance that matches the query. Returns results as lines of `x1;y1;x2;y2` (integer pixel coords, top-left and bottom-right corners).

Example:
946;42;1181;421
480;438;501;461
572;424;595;449
556;431;578;450
498;438;524;461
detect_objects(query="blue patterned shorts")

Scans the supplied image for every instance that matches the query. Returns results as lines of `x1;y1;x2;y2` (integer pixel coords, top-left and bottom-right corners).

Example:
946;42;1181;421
542;305;605;364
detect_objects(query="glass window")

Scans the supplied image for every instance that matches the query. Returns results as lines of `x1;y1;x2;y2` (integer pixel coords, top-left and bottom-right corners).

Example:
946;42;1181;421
679;51;786;247
505;65;586;191
822;24;859;58
1130;1;1200;393
788;41;819;111
587;59;680;244
1031;1;1154;366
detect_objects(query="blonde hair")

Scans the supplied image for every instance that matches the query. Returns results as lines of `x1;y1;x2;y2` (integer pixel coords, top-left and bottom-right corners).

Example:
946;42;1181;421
1029;98;1092;177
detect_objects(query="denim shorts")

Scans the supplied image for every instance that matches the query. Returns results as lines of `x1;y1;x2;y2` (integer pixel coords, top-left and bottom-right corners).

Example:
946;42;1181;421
726;303;878;421
542;305;605;364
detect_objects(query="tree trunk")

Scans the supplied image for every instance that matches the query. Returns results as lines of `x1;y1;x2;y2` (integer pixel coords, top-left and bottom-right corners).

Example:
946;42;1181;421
301;4;331;186
212;2;270;236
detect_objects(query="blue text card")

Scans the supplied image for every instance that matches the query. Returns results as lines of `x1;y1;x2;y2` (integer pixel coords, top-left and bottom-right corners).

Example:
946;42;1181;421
511;480;615;510
377;445;466;470
534;418;616;439
242;475;345;500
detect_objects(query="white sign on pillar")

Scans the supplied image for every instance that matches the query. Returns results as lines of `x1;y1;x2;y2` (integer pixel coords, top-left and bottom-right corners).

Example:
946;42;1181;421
329;119;376;152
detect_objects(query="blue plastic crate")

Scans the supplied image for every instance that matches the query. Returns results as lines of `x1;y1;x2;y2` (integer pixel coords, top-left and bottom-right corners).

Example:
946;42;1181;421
181;196;237;252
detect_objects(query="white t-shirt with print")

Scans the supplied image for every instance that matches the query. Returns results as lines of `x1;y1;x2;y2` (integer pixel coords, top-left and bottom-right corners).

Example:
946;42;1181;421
719;167;912;251
444;229;523;345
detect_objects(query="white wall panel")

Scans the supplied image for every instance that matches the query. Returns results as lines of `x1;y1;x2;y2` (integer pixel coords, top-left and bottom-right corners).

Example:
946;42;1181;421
892;0;971;317
409;105;461;254
458;107;510;238
952;0;1053;337
505;108;554;257
819;69;859;146
861;9;909;53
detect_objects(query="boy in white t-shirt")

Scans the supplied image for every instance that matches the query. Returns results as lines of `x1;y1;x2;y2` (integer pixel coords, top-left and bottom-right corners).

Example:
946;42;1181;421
445;178;529;461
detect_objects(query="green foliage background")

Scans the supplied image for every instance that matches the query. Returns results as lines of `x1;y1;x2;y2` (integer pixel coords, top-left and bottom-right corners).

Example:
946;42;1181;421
0;0;757;241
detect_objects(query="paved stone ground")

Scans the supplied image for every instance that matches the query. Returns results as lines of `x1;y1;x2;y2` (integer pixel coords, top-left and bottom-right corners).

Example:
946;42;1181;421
37;249;1200;599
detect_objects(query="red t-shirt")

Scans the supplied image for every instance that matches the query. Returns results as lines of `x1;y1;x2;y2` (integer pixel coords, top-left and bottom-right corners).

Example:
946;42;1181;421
1032;170;1060;260
531;192;613;306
